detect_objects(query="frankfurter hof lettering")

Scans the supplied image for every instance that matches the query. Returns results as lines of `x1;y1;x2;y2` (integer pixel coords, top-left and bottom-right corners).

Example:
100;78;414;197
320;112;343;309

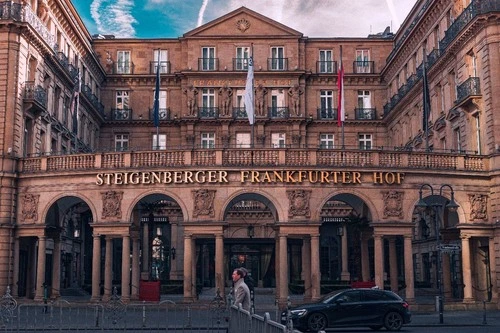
95;171;404;186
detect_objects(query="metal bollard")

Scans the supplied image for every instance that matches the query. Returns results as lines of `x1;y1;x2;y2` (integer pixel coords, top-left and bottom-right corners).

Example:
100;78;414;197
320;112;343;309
482;300;487;325
142;301;146;327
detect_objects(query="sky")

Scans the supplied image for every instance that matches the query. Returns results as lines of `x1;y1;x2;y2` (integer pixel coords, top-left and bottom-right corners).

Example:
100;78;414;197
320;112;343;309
71;0;418;39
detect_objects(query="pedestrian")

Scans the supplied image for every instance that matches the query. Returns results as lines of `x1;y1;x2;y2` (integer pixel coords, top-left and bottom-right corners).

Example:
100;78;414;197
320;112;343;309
240;267;255;312
232;268;251;311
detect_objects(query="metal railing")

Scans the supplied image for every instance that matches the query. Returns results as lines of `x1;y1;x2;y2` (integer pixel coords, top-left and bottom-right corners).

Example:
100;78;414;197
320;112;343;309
353;61;374;74
111;108;132;120
198;107;219;118
198;58;219;71
317;107;338;120
149;61;170;74
228;304;286;333
317;61;337;74
268;107;289;119
24;81;47;108
268;58;288;71
355;108;377;120
456;77;481;105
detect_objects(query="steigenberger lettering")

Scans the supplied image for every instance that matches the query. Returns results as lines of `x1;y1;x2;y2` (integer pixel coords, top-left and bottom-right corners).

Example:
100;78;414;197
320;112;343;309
96;170;404;185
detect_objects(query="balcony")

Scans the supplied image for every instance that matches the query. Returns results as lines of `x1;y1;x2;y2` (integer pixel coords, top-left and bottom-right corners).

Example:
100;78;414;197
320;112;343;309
23;81;47;112
114;61;134;74
267;58;288;71
150;61;170;74
355;108;377;120
233;58;249;71
198;107;219;118
317;61;337;74
111;108;132;120
455;77;481;108
317;108;338;120
353;61;374;74
81;84;105;116
149;108;170;121
233;107;248;120
198;58;219;71
268;107;289;119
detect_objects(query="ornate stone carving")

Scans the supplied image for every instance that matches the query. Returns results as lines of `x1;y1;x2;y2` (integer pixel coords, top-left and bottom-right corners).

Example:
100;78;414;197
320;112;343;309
382;190;403;218
469;194;487;221
287;190;311;218
192;189;215;217
21;193;39;222
236;18;250;33
101;191;123;219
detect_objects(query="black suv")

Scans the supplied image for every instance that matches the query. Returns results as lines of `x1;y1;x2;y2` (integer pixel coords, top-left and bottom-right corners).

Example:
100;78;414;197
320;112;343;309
281;288;411;332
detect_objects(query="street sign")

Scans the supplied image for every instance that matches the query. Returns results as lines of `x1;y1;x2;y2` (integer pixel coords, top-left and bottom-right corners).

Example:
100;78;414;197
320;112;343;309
438;244;461;253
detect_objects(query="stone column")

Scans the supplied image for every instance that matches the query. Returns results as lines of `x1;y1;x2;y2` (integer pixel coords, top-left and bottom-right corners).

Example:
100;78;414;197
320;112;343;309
142;223;149;279
51;237;61;298
278;234;288;308
442;253;452;298
191;237;197;299
170;222;179;279
103;236;113;301
361;233;370;281
215;234;224;299
403;235;414;301
461;234;473;302
340;225;350;281
311;234;320;301
388;238;398;292
302;237;312;302
131;237;140;300
34;235;47;301
121;235;131;302
12;236;20;297
91;234;101;301
488;237;498;301
374;235;384;289
183;234;194;301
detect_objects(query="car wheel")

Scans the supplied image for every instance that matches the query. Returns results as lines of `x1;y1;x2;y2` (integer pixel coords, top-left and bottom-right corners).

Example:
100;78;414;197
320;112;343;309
384;311;403;331
369;325;383;330
307;312;327;332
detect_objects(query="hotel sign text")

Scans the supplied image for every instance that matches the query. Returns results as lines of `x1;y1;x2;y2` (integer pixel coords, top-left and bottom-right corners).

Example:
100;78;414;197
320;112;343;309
96;170;404;186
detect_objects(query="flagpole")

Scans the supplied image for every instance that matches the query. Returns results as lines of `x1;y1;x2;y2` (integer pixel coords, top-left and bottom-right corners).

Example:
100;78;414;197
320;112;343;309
245;44;255;149
422;48;430;152
154;49;161;149
251;44;255;149
338;45;345;149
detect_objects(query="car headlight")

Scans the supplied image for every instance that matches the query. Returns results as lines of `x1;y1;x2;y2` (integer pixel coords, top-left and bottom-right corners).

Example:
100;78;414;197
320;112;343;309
290;309;307;317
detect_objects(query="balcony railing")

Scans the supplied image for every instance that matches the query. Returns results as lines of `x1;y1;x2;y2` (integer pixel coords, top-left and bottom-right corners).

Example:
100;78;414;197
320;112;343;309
198;58;219;71
149;108;170;121
81;84;105;115
268;107;289;119
114;62;134;74
150;61;170;74
455;77;481;106
21;3;56;49
233;58;249;71
232;107;248;120
317;108;338;120
20;148;486;173
353;61;374;74
24;81;47;109
317;61;337;74
198;107;219;118
355;108;377;120
267;58;288;71
111;108;132;120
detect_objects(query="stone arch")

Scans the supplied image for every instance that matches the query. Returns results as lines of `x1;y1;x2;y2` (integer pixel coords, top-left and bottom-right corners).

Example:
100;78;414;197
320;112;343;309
41;192;96;227
126;189;188;224
318;189;376;222
220;189;282;222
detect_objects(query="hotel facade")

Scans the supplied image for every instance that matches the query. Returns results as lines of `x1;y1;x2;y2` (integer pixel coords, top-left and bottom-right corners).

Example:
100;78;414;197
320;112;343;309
0;0;499;309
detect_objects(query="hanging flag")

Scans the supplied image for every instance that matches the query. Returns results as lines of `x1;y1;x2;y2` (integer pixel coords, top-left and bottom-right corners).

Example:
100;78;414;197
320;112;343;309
422;55;430;133
244;56;254;125
153;50;161;128
69;72;81;135
337;47;345;127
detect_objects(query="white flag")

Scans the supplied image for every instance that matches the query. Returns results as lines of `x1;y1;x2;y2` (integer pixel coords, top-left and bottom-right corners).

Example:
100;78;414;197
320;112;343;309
244;56;254;125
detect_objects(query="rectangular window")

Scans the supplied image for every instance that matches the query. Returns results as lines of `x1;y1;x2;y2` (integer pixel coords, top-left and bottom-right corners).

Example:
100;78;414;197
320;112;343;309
152;90;168;120
153;49;168;73
453;127;461;152
271;46;285;70
357;90;371;108
117;51;131;74
115;134;129;151
320;134;335;149
236;132;251;148
152;134;167;150
271;132;286;148
358;134;372;150
355;49;370;73
201;132;215;148
319;50;333;73
202;47;216;70
116;91;129;109
236;47;250;70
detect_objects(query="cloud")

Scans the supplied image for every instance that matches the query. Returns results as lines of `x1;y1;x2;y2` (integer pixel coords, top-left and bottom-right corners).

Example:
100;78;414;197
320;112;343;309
90;0;137;37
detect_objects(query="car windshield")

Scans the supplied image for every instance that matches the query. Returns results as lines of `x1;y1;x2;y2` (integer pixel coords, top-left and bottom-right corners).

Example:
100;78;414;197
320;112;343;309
320;290;348;304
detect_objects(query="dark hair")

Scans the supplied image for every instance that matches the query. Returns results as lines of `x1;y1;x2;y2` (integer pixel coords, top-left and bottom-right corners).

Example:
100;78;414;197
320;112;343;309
233;268;244;278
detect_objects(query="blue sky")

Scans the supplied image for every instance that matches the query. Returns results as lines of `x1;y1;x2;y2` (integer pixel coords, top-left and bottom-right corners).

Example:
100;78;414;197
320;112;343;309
72;0;417;39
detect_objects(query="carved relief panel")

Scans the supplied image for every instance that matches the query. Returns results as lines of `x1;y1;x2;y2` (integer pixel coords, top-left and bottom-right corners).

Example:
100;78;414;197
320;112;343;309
101;190;123;219
287;190;311;218
192;189;215;218
21;193;40;222
382;190;403;219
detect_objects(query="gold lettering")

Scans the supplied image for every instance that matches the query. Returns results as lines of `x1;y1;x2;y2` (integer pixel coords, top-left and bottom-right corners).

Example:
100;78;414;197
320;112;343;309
114;173;123;185
123;172;129;184
251;171;260;183
321;171;330;183
142;172;151;184
185;171;193;183
151;172;161;184
373;172;383;184
96;173;104;185
208;171;217;183
163;171;172;183
273;171;283;182
342;172;351;184
286;171;297;183
130;172;140;184
332;171;341;183
241;171;250;182
352;172;361;184
219;171;228;183
298;171;307;182
385;172;396;184
262;171;272;183
397;173;405;184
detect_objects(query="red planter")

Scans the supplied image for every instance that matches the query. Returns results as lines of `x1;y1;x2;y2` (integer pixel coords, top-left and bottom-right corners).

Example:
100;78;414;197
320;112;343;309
139;280;160;302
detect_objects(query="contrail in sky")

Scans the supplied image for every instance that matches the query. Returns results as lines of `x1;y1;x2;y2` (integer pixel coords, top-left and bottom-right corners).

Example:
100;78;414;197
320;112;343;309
197;0;210;27
385;0;400;30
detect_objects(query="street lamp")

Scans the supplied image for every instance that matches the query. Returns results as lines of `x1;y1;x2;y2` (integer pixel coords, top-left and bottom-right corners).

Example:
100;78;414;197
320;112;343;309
416;183;458;324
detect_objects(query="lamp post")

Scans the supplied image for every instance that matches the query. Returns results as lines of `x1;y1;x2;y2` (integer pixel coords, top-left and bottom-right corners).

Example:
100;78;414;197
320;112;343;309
415;183;458;324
